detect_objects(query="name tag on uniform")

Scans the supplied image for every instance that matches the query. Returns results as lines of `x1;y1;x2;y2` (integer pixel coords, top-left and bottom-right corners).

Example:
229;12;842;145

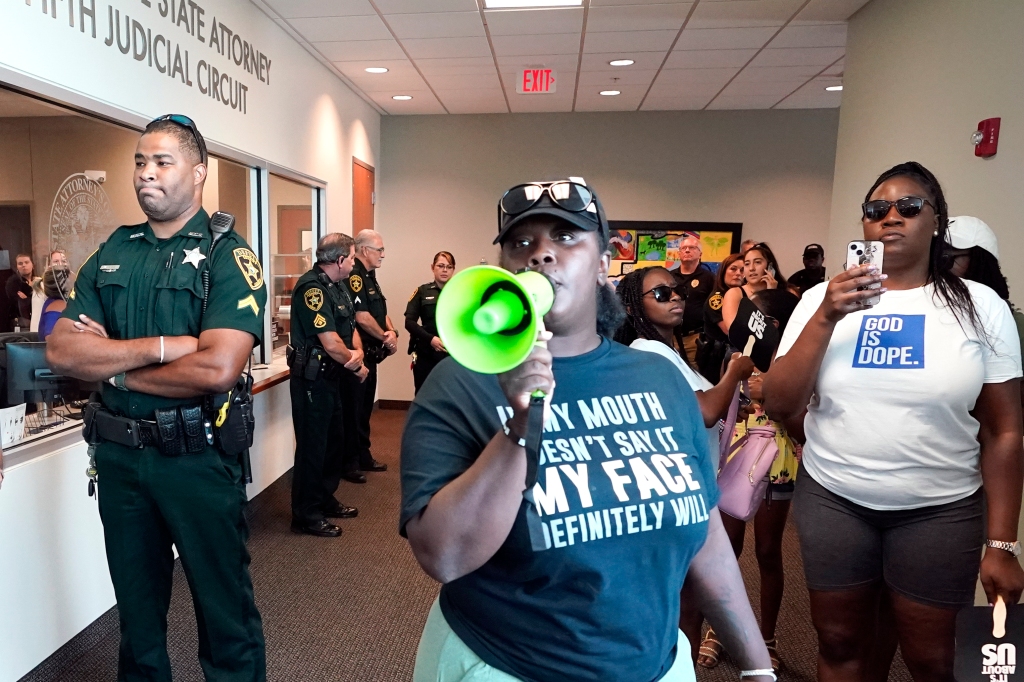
100;264;120;272
425;296;435;301
368;289;377;295
129;232;144;239
187;232;204;238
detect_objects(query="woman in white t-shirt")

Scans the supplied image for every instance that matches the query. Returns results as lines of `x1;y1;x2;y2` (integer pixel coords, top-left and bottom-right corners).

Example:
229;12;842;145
614;266;755;663
762;162;1024;681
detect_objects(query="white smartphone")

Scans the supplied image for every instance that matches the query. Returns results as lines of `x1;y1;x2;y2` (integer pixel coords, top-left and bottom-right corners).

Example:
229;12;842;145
846;240;884;307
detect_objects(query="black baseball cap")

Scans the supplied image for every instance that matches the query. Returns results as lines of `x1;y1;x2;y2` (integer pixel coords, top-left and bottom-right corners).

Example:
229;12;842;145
803;243;824;257
495;178;609;245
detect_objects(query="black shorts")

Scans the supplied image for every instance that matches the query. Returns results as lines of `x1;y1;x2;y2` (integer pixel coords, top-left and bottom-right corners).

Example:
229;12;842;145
793;467;984;609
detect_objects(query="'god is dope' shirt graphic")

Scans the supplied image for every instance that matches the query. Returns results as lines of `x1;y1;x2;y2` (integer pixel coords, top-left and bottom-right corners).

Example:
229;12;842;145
853;314;925;368
400;339;717;682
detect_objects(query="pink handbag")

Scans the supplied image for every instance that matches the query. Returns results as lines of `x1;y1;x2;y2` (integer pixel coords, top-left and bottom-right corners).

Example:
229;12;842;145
716;384;778;522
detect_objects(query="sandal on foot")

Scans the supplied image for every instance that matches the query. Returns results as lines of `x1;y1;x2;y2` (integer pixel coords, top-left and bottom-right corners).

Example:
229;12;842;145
697;628;722;669
764;637;780;672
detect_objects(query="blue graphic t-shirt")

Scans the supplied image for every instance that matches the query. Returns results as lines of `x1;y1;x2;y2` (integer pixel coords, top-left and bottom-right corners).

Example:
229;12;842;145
400;339;718;682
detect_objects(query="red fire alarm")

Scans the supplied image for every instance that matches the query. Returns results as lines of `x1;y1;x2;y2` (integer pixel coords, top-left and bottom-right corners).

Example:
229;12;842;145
972;118;1000;158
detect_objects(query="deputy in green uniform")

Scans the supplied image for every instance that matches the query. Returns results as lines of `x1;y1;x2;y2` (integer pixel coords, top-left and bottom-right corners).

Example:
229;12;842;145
404;251;455;394
342;230;394;482
288;232;367;537
47;116;267;682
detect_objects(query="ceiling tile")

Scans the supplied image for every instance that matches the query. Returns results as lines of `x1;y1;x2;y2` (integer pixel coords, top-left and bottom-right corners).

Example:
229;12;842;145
424;73;503;89
347;73;430;91
770;23;846;48
591;0;691;5
331;59;418;77
751;46;844;67
433;88;507;101
583;30;680;53
483;7;584;35
402;36;493;59
822;58;844;76
580;52;668;71
640;93;712;111
385;12;485;39
577;69;659;86
491;33;581;56
586;4;693;33
417;56;501;75
687;0;804;29
318;39;406;61
774;76;843;108
265;0;374;19
508;94;574;113
497;53;581;70
288;15;391;42
574;92;645;112
705;94;784;110
375;0;479;13
654;67;737;85
719;78;805;97
675;26;779;50
796;0;872;23
733;65;822;82
445;100;510;114
662;48;757;68
372;94;448;115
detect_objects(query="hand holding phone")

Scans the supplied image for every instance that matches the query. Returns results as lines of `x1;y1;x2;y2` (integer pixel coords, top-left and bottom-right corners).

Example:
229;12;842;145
846;241;884;306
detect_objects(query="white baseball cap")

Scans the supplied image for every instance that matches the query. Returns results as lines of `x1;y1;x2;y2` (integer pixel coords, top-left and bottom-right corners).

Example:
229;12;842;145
947;216;999;259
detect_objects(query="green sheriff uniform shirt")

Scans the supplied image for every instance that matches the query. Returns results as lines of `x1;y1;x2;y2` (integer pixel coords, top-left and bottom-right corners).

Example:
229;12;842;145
290;264;357;350
62;209;267;420
404;281;440;355
345;258;388;353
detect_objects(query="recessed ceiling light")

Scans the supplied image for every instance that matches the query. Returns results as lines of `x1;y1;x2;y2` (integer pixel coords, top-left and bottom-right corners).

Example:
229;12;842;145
365;67;389;74
484;0;582;7
392;95;413;100
600;90;620;96
609;59;634;67
825;85;843;92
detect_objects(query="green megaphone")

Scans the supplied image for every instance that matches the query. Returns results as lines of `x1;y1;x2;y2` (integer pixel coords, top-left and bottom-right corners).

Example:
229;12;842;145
435;265;555;375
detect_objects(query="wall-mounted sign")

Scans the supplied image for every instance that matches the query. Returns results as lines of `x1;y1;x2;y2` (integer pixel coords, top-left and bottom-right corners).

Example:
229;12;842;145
516;68;556;94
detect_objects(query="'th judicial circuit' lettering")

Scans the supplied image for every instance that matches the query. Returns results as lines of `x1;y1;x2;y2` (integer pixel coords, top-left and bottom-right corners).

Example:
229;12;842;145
26;0;273;116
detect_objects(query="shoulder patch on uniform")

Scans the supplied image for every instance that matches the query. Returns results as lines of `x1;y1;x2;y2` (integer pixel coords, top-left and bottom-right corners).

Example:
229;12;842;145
68;288;76;300
237;294;260;316
409;287;418;302
709;292;723;311
304;288;324;311
232;248;264;290
313;313;327;329
349;275;363;293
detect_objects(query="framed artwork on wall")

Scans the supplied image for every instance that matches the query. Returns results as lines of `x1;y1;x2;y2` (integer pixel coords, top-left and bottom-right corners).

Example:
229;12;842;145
607;220;743;285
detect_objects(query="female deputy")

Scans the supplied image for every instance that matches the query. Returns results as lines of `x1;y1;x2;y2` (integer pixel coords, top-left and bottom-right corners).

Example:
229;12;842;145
401;180;773;682
697;253;744;382
763;162;1024;680
405;251;456;394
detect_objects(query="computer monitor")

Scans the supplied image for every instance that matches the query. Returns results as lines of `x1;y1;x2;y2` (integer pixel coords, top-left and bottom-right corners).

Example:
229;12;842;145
6;342;67;405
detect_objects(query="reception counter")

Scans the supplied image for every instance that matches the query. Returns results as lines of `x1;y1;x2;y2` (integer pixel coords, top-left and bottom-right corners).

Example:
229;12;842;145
0;360;293;682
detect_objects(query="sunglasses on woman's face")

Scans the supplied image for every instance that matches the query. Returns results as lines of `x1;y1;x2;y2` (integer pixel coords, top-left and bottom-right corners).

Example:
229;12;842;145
862;196;936;222
643;284;685;303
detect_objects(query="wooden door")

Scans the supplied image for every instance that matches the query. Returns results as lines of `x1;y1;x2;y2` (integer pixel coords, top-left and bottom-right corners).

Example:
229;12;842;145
352;158;374;234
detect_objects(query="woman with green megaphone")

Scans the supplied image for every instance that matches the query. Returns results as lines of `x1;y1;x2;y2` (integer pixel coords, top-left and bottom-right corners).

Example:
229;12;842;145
400;179;774;682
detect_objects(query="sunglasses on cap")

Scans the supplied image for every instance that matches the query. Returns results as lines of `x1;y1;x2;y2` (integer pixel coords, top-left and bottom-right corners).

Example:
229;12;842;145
149;114;208;164
643;284;686;303
862;196;936;222
500;181;596;218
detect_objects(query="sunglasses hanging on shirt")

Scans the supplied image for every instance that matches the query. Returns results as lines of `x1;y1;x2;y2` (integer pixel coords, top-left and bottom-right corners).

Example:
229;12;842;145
861;196;936;222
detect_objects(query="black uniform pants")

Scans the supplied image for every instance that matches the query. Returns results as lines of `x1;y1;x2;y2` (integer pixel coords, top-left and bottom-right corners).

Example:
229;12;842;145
354;359;377;469
335;368;363;476
290;375;345;523
95;441;265;682
412;348;446;394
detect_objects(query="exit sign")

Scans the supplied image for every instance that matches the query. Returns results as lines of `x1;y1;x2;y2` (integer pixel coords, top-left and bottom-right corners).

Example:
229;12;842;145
516;68;557;94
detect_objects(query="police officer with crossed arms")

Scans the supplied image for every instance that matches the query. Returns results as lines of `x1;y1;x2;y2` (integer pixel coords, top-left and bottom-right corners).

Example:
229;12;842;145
47;115;267;681
288;232;368;537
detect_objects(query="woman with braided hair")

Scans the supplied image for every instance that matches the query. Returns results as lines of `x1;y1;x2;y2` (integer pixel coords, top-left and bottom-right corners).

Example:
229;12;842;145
615;266;756;666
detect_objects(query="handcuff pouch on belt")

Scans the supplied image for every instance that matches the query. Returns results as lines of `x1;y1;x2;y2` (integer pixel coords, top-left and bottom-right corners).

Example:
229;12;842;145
82;393;210;456
287;344;340;381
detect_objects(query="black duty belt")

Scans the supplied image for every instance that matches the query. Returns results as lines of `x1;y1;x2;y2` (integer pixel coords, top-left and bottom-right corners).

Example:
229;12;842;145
83;402;211;456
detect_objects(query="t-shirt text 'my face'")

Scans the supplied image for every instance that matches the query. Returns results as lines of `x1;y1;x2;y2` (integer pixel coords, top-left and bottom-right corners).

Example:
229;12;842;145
400;339;718;682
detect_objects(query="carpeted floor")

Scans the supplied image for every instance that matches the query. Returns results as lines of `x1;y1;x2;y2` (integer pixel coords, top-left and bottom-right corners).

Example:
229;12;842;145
20;409;911;682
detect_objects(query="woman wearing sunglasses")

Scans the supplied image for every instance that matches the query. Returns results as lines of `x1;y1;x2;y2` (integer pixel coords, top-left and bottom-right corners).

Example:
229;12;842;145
402;180;774;682
762;162;1024;681
405;251;456;394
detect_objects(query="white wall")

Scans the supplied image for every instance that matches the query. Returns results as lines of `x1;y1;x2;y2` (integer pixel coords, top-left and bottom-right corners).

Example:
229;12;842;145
829;0;1024;295
376;109;840;400
0;0;380;237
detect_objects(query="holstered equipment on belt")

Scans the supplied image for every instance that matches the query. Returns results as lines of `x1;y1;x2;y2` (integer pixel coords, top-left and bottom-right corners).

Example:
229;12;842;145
287;344;340;381
364;343;389;365
82;393;211;456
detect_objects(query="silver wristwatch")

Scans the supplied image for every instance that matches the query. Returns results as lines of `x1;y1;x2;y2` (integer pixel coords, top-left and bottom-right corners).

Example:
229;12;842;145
986;540;1022;557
